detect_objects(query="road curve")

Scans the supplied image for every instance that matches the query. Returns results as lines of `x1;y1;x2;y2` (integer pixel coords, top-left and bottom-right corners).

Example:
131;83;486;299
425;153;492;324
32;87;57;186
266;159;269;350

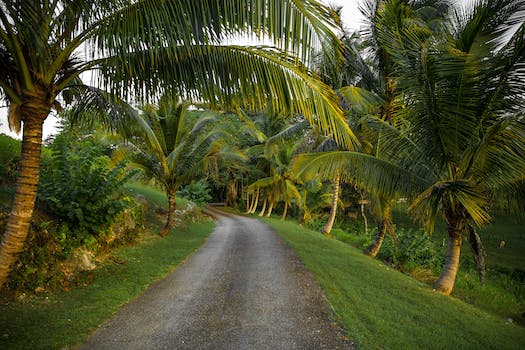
80;212;352;350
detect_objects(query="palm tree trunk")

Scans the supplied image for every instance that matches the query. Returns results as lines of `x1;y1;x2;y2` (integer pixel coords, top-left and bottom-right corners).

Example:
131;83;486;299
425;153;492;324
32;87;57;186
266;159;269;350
266;201;274;217
281;202;288;221
364;204;392;257
322;174;340;235
258;198;267;217
161;188;176;237
434;210;465;295
361;201;368;235
467;224;486;284
0;111;46;288
245;190;250;212
226;180;237;207
249;188;259;214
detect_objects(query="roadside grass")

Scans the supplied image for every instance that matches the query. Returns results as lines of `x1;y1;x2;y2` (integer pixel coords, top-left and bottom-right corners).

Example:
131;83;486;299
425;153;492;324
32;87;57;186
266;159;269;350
125;182;188;209
263;217;525;350
0;185;214;350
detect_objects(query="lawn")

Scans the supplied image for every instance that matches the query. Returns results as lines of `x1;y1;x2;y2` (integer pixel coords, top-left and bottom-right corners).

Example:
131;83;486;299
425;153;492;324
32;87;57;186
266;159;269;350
263;217;525;350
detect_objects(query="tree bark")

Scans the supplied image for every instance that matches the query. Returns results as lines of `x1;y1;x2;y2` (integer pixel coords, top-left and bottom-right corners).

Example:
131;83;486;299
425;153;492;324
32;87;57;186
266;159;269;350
258;198;267;217
467;224;486;284
364;203;392;257
281;202;288;221
266;201;274;217
0;108;47;288
161;188;176;237
322;174;340;235
245;190;250;212
434;208;466;295
225;180;237;207
361;202;368;235
249;188;259;214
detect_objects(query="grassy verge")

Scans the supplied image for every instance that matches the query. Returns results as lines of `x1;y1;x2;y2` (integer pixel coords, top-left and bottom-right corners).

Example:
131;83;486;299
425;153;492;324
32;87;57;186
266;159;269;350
391;206;524;323
263;217;525;350
0;185;214;350
125;182;188;209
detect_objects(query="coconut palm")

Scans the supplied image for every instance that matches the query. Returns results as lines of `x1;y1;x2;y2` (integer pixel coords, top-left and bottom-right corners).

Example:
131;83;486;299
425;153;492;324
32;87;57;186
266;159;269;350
113;98;233;236
335;0;450;255
382;0;525;294
297;0;525;295
249;141;302;220
0;0;357;287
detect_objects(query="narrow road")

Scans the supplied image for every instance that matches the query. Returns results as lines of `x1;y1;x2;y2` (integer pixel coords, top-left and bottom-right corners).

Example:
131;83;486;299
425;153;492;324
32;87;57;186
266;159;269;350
80;212;351;350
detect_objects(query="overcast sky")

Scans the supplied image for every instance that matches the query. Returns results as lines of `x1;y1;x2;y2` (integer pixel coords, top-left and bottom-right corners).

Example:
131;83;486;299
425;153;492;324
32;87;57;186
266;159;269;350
0;0;364;139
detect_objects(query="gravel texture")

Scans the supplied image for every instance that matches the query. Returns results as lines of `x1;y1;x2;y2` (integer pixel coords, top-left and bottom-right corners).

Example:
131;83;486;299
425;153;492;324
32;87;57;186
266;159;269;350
80;212;352;350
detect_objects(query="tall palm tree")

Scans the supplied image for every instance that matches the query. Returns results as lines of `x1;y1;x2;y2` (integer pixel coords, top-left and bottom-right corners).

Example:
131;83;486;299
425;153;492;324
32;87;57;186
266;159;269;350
0;0;356;287
297;0;525;295
336;0;449;255
382;0;525;294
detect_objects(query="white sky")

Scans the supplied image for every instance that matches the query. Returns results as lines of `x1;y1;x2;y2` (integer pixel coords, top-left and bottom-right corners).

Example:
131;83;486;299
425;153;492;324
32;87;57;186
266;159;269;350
0;0;363;140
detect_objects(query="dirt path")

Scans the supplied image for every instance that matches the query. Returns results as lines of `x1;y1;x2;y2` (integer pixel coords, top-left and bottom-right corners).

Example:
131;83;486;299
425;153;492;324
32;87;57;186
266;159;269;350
80;212;352;350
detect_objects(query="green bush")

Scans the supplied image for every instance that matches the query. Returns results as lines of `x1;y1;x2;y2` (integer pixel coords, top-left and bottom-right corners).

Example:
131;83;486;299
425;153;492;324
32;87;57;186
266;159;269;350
7;200;146;292
0;134;21;182
38;132;134;251
377;228;446;272
177;180;212;206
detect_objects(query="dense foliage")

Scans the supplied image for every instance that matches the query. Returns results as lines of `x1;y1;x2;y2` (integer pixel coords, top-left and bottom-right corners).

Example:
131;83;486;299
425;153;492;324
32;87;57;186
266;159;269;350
38;132;134;249
0;134;21;183
178;181;213;206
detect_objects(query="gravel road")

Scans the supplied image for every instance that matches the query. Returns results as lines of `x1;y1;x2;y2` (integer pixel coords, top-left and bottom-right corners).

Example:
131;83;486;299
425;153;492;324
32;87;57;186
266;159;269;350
80;212;352;350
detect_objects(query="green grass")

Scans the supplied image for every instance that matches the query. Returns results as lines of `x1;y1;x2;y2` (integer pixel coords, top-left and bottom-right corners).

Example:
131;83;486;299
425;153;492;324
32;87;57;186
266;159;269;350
478;214;525;271
124;182;188;208
0;186;214;350
263;217;525;350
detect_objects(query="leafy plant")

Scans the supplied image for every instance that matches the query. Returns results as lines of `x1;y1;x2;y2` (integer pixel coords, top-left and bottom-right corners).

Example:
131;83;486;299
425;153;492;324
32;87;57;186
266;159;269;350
38;133;134;250
177;180;212;207
0;134;21;182
377;228;445;272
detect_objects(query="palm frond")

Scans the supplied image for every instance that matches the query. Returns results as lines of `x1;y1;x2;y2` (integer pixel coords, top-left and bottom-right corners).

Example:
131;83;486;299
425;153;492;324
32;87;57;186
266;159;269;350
95;0;342;66
293;151;429;199
339;86;386;116
409;180;491;234
99;44;357;149
265;120;310;152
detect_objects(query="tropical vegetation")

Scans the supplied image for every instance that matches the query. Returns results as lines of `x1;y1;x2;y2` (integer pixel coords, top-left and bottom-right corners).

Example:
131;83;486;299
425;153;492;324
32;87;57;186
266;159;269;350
0;0;353;287
294;0;525;294
0;0;523;347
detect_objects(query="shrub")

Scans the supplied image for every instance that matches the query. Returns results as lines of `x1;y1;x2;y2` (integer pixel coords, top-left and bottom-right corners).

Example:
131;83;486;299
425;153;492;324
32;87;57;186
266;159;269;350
0;134;21;183
38;132;134;251
377;228;445;272
177;180;212;206
7;200;146;292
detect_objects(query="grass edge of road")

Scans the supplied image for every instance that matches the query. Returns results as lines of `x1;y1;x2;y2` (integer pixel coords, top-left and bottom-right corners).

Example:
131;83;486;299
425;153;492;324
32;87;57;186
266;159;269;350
262;216;525;350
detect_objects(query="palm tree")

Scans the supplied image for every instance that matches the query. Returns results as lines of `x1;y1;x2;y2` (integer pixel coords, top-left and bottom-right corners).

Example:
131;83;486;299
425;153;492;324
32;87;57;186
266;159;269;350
297;0;525;295
250;141;302;220
114;98;229;236
336;0;449;255
382;0;525;294
0;0;356;287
